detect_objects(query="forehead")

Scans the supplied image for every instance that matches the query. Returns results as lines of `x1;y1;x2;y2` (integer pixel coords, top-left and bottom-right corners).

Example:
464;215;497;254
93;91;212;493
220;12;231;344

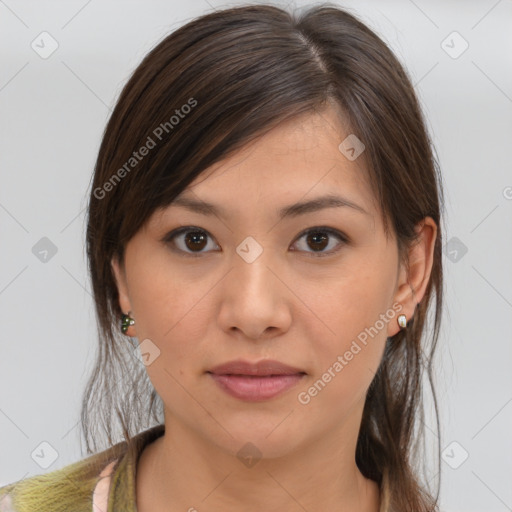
184;108;377;217
148;107;381;234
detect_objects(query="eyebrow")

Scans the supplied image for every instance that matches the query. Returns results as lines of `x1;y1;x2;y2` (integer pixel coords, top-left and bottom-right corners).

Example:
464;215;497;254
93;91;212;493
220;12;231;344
170;193;369;219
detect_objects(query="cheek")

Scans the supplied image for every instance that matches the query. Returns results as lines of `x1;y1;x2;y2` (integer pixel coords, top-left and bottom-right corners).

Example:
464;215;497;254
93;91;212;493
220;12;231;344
126;241;188;333
297;307;387;417
127;266;207;405
316;260;393;342
301;259;394;402
125;247;219;375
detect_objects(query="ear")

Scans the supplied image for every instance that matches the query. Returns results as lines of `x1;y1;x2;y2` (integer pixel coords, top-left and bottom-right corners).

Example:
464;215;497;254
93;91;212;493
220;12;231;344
111;255;136;337
387;216;437;337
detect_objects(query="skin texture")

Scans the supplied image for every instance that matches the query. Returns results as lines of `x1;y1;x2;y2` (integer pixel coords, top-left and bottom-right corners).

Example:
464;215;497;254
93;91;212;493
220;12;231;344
112;106;437;512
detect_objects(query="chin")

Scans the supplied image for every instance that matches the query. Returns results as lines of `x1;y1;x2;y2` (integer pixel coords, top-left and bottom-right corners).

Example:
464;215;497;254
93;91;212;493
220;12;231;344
204;414;309;462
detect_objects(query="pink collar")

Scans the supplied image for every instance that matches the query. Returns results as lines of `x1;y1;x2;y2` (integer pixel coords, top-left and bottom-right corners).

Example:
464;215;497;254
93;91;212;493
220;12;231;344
92;459;118;512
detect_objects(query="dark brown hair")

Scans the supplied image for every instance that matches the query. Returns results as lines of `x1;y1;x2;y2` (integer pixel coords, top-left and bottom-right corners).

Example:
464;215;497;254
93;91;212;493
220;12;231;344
82;3;445;511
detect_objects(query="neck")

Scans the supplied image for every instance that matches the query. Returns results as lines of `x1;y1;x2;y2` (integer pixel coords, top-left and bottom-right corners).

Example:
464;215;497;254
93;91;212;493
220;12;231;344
136;415;380;512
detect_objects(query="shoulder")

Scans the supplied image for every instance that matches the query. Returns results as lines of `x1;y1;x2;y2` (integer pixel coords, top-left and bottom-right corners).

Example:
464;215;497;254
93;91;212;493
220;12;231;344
0;424;165;512
0;446;123;512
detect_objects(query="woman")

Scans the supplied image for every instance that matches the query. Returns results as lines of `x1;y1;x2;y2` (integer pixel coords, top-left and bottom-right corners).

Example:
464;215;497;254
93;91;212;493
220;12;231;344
0;3;445;511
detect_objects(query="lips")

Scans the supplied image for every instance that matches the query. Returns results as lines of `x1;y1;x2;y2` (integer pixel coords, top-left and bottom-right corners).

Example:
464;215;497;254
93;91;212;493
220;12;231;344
206;359;306;401
207;359;306;376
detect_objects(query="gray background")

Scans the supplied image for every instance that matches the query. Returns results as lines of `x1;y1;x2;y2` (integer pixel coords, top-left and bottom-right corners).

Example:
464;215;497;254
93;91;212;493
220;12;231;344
1;0;511;510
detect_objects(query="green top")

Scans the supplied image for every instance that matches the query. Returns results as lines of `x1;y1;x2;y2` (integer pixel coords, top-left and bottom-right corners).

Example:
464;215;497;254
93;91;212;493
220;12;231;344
0;423;166;512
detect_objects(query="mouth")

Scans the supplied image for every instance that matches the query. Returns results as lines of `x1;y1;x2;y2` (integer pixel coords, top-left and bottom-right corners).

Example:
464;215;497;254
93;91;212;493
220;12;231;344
206;359;307;401
207;358;307;376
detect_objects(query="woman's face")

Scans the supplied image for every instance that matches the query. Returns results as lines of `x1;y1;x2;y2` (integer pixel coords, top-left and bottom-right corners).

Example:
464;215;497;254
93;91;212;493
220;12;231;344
112;107;435;458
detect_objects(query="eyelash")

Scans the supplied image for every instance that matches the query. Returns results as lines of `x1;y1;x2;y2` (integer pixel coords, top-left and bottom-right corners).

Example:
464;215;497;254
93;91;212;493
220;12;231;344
161;226;349;258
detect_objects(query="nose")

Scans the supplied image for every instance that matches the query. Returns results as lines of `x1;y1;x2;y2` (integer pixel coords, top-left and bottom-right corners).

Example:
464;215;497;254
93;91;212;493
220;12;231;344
216;244;292;341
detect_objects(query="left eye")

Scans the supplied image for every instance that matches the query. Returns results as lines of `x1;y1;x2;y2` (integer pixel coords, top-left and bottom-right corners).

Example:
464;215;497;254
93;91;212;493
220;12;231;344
162;226;348;257
292;227;348;257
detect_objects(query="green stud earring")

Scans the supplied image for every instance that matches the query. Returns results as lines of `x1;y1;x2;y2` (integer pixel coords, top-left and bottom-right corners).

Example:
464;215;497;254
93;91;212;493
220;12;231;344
121;312;135;334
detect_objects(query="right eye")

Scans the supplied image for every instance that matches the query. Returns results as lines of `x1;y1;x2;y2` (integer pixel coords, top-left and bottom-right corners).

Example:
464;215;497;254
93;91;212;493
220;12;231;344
162;226;220;257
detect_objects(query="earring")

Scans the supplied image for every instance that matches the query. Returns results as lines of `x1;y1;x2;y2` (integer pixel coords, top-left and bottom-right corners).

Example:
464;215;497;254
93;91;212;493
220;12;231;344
121;311;135;334
397;314;407;329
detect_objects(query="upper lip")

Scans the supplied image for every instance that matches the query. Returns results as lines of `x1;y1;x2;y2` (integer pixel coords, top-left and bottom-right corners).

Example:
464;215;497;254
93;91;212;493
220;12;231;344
207;359;306;376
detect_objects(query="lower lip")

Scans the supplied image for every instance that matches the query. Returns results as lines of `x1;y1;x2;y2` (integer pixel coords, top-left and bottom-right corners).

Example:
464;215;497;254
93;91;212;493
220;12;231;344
208;373;305;401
